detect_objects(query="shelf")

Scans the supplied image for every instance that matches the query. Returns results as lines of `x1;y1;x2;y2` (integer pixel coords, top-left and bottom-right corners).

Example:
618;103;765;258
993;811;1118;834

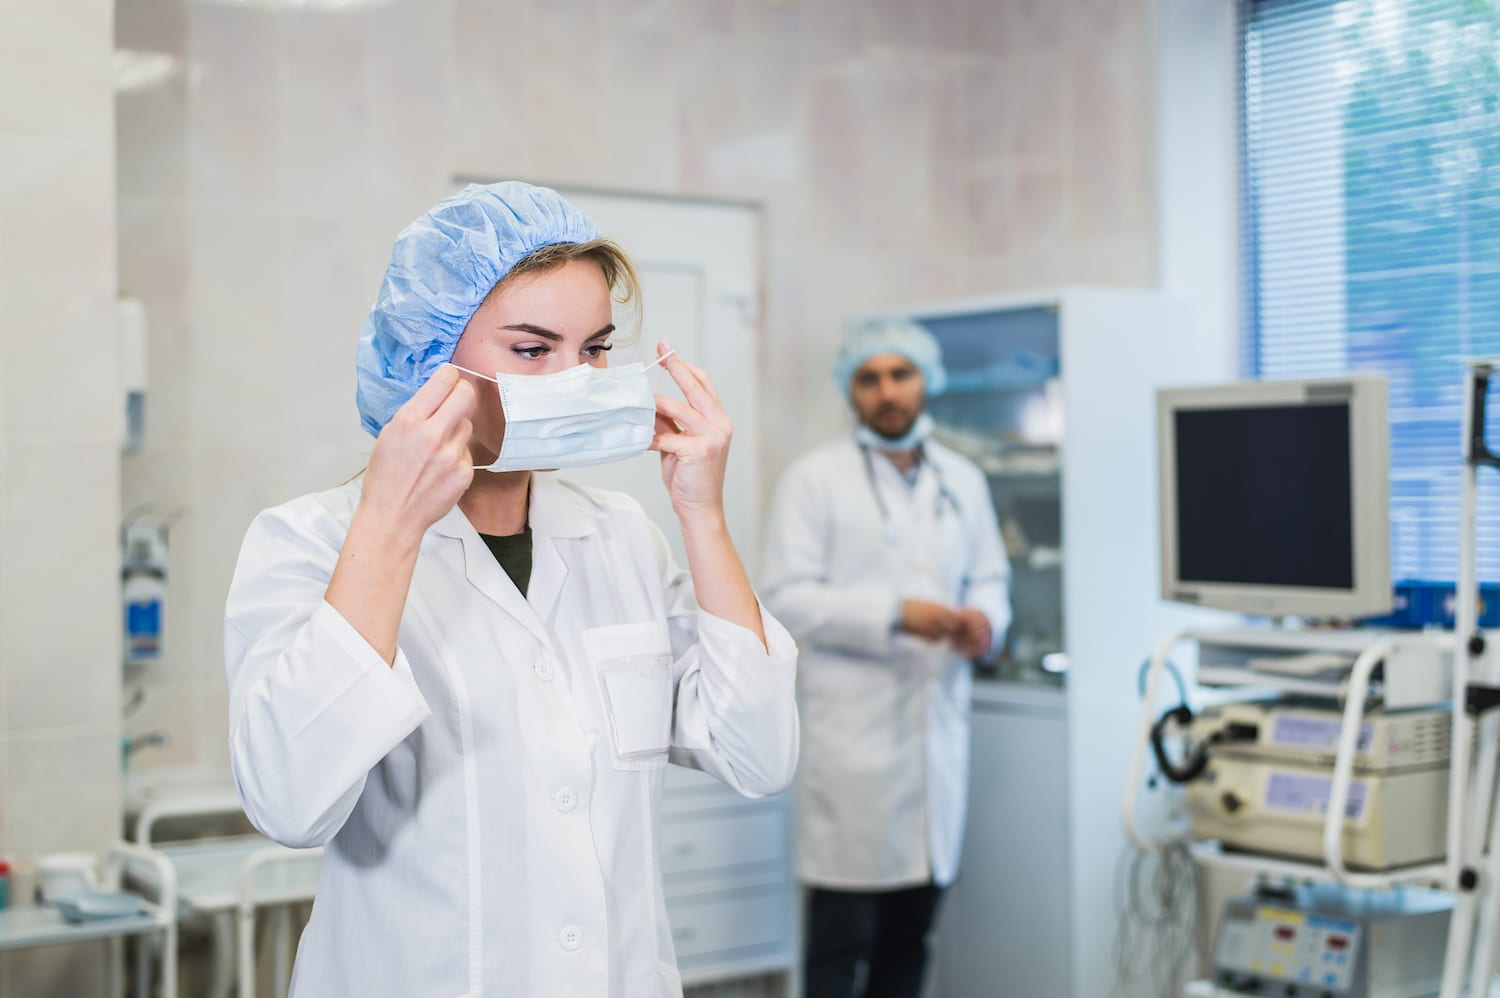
0;902;166;952
1194;666;1372;700
1191;627;1422;653
1188;841;1449;890
1192;628;1454;709
129;837;322;914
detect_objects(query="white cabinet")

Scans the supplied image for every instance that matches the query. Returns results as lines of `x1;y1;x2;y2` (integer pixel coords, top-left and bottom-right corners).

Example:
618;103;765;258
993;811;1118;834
937;683;1070;998
878;288;1231;998
662;766;795;989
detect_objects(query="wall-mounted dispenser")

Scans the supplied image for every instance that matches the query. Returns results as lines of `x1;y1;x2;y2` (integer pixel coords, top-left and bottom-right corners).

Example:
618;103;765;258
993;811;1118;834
118;295;148;454
121;511;172;668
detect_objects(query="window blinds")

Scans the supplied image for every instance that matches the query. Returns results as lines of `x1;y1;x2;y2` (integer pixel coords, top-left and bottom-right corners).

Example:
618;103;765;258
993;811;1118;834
1241;0;1500;582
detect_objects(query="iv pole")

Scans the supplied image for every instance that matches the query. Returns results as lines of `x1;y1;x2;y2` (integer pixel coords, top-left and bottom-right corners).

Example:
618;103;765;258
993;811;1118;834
1440;360;1500;998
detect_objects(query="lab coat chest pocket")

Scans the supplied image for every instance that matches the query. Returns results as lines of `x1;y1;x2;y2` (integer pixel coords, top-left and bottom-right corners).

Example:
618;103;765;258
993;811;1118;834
582;621;673;770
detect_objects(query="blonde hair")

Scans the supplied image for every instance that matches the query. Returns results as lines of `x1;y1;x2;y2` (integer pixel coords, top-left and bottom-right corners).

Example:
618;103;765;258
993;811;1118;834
488;239;643;341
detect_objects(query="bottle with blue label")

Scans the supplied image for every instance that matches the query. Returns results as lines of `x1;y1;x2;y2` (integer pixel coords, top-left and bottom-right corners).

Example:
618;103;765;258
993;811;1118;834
122;521;168;666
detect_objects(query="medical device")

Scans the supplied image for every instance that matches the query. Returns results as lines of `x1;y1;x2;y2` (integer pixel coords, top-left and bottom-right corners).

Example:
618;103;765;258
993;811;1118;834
1186;754;1448;870
1157;376;1391;618
1210;883;1450;997
1191;704;1452;772
1153;703;1452;870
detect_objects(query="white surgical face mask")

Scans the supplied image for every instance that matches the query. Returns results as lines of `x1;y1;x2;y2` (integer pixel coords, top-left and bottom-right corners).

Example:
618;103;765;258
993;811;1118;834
451;351;672;472
856;411;934;453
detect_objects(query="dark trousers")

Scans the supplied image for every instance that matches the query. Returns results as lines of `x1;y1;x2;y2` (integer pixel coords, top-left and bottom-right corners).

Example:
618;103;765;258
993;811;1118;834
803;883;945;998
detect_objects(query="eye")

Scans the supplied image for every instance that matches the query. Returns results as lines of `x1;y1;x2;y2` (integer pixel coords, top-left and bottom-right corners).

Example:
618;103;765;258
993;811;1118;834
584;342;614;358
513;345;548;359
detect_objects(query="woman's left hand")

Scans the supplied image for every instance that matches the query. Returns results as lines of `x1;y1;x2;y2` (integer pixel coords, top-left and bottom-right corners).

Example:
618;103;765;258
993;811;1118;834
650;340;732;524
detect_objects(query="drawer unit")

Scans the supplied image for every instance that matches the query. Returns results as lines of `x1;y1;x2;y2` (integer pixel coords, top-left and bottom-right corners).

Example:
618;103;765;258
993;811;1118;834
667;884;792;966
660;809;787;879
659;765;796;988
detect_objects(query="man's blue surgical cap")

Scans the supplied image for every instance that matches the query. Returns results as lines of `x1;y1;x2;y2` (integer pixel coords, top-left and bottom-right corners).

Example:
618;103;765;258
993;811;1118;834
355;181;601;435
831;316;947;399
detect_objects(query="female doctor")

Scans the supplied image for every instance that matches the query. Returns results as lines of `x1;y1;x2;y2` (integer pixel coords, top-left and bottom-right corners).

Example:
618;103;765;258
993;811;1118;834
224;182;799;997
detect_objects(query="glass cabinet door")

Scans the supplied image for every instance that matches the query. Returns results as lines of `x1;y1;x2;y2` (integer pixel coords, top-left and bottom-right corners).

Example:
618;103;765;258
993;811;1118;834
914;305;1064;686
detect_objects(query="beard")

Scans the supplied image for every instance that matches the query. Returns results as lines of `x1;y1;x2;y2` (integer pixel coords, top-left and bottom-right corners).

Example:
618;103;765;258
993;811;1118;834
865;404;918;441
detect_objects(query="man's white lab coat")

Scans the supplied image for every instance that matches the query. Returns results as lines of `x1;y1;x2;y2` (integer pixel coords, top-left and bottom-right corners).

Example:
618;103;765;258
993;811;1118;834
762;436;1009;889
224;474;799;997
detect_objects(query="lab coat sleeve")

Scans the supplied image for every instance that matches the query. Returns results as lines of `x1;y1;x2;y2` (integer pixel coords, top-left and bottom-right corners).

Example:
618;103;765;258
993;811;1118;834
654;530;800;798
955;462;1012;655
224;503;432;848
759;461;903;657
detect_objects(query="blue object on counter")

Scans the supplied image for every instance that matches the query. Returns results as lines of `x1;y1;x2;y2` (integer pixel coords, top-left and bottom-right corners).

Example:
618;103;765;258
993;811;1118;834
1358;579;1500;629
53;890;146;924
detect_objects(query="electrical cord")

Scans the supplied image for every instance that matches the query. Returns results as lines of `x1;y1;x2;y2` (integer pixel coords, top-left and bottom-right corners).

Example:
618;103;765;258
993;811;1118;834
1111;838;1199;998
1138;657;1259;785
1111;657;1207;996
1150;709;1260;785
1137;657;1190;707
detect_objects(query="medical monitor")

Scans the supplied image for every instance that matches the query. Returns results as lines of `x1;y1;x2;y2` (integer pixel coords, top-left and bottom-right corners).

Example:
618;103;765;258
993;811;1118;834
1158;376;1391;618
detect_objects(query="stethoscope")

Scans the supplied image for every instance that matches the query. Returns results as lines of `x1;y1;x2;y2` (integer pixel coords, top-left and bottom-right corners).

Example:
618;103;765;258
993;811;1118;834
859;444;963;527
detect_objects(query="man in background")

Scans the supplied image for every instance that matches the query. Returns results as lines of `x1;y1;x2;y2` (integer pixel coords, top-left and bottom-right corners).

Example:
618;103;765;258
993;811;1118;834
763;317;1012;998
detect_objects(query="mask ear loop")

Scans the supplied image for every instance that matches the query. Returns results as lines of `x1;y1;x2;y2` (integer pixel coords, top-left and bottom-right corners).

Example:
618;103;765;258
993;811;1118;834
447;363;497;383
446;364;502;470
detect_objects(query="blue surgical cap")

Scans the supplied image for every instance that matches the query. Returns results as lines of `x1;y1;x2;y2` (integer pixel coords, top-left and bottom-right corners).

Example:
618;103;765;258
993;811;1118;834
831;316;947;399
355;181;601;435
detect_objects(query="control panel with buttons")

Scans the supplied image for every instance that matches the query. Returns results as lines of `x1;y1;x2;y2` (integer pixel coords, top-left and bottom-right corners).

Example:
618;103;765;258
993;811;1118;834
1209;885;1449;997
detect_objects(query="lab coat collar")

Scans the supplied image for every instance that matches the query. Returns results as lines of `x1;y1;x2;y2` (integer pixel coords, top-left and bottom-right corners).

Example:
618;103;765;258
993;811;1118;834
426;473;605;640
427;473;604;542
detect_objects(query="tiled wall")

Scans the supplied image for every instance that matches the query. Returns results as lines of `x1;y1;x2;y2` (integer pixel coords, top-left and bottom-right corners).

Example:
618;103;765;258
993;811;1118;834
0;1;120;993
115;0;1158;789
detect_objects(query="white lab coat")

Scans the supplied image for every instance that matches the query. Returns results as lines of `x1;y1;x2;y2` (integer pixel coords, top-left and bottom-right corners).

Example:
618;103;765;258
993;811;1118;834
224;473;799;998
761;436;1009;889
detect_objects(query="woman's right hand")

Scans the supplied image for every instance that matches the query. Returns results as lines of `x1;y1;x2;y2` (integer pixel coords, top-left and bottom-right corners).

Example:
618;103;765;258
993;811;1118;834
357;366;476;539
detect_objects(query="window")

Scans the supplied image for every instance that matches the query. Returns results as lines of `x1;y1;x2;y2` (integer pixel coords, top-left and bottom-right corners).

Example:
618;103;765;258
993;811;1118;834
1241;0;1500;582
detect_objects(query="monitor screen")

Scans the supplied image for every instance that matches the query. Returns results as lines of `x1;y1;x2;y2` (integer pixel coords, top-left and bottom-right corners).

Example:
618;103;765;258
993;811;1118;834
1157;377;1390;618
1174;404;1353;590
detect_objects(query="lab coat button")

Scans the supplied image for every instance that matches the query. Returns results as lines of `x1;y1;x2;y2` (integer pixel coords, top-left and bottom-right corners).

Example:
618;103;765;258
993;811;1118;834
535;659;555;681
559;924;583;951
554;787;578;813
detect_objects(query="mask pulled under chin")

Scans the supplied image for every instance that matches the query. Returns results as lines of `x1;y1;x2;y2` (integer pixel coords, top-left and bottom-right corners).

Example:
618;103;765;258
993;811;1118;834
451;354;671;473
856;411;933;453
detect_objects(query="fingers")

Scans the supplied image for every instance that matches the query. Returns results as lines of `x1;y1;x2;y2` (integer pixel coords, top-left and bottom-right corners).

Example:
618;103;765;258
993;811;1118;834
952;610;991;656
655;395;713;437
674;353;721;405
405;365;464;421
432;378;476;427
650;431;690;455
654;411;682;436
658;342;727;425
445;417;473;447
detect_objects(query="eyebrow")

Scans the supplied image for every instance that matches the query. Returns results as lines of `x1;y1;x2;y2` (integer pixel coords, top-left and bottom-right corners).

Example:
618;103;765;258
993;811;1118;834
501;322;615;343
